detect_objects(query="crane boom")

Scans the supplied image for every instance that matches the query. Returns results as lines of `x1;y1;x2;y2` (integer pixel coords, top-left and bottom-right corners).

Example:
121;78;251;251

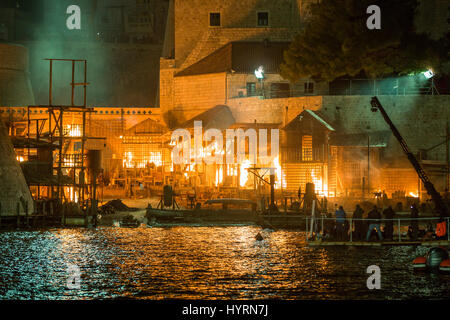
370;96;447;219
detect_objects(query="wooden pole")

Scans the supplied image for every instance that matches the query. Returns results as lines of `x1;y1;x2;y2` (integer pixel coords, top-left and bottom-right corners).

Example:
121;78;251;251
270;169;275;207
309;200;315;239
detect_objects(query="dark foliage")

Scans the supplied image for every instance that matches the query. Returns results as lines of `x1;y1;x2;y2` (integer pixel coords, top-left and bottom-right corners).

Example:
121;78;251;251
281;0;448;82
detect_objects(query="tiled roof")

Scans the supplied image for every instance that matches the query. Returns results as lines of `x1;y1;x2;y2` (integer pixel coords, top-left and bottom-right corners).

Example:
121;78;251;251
283;110;335;131
175;41;290;77
179;105;235;131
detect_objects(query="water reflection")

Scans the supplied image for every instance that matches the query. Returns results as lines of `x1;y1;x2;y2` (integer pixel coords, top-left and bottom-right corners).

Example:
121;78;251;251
0;226;448;299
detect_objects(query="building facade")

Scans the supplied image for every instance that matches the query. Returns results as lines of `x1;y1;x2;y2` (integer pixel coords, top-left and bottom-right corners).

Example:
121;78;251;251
158;0;449;200
160;0;319;121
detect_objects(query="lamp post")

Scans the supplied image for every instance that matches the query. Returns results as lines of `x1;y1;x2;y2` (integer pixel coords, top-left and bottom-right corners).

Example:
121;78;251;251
255;66;265;98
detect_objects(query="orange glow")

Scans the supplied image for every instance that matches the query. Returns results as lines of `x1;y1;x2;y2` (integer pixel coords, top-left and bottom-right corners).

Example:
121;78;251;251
271;156;282;189
123;151;162;168
215;166;223;187
311;169;328;197
63;157;75;168
409;192;419;198
66;124;81;137
16;156;24;162
240;159;251;187
67;187;78;203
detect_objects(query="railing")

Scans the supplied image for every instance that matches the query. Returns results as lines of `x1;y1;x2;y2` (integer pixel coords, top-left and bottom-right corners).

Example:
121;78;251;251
329;78;439;96
305;216;449;243
235;78;440;100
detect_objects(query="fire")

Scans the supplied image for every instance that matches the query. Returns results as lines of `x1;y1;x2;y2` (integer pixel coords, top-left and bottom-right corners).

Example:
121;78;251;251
66;124;81;137
16;156;24;162
240;159;251;187
215;166;223;186
122;152;162;168
123;152;133;168
409;192;419;198
311;169;328;197
272;156;282;189
67;187;78;202
227;165;237;176
63;156;75;168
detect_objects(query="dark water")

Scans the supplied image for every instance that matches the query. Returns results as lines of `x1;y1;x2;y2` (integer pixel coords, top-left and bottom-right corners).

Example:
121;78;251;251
0;226;448;300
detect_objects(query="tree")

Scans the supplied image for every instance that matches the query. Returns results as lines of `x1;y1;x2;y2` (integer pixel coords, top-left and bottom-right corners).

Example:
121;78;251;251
280;0;448;83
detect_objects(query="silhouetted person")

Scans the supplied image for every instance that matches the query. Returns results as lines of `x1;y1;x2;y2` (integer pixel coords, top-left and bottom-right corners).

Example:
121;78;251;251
366;205;383;241
335;205;347;240
353;204;365;240
322;197;328;214
383;206;395;240
410;203;419;240
394;202;403;212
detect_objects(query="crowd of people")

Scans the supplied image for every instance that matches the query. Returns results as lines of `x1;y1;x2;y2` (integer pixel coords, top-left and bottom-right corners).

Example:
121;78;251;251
328;203;425;241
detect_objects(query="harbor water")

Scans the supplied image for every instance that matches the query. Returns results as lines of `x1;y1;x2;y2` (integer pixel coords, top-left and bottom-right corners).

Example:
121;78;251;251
0;225;448;300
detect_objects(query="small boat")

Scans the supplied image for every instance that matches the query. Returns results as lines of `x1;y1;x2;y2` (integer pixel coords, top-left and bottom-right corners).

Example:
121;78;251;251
412;247;449;273
119;215;140;228
412;256;427;272
439;259;450;274
255;232;264;241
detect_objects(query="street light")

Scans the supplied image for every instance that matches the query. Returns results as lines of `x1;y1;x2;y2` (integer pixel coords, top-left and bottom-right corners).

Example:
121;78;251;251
254;66;264;79
423;69;434;79
254;66;265;98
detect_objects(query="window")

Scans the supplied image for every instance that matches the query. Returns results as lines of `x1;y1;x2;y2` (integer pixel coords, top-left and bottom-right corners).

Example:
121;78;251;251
246;82;257;96
304;82;314;94
302;135;313;161
210;13;221;27
257;12;269;26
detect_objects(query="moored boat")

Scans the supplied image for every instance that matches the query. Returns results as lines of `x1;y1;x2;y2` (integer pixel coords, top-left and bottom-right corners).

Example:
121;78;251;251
412;247;449;273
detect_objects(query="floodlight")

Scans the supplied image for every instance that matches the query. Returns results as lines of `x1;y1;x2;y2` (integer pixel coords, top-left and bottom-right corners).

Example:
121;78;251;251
254;66;264;79
423;69;434;79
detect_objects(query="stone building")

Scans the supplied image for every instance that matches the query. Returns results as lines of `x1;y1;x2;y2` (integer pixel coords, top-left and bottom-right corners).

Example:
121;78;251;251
0;43;34;107
158;0;449;199
159;0;319;122
0;0;448;203
281;95;449;198
0;119;34;216
0;0;170;106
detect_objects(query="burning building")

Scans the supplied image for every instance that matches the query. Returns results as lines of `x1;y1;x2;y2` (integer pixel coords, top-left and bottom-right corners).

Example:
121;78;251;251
0;0;448;208
156;0;449;201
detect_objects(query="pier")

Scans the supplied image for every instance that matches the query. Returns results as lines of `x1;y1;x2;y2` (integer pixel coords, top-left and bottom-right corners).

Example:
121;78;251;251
305;215;450;247
307;240;450;247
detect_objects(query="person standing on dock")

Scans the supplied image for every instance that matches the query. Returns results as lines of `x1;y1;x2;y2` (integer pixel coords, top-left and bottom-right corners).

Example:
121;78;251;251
410;203;419;240
353;204;365;240
335;205;347;240
366;205;383;241
383;206;395;240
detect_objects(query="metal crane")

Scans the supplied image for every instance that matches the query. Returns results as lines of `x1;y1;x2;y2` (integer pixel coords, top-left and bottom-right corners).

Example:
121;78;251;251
370;96;448;219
